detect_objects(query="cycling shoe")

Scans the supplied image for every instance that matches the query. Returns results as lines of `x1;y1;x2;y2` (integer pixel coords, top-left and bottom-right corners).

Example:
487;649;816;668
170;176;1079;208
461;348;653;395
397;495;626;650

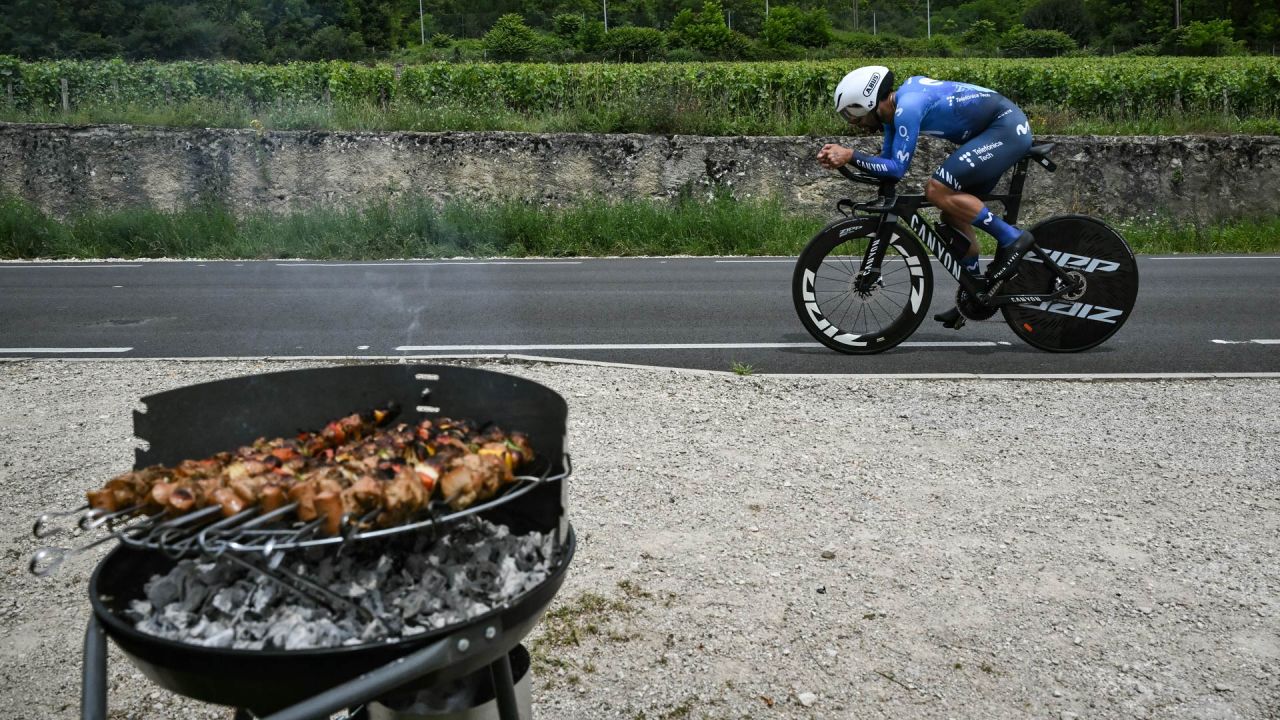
934;306;966;330
987;230;1035;284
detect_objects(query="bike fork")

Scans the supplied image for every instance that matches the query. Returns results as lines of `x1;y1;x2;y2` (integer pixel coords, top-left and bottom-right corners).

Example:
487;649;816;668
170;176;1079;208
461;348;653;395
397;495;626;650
855;215;894;292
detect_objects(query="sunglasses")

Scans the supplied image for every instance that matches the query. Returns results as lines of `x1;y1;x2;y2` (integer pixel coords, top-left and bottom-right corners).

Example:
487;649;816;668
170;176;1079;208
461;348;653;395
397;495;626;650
840;104;873;122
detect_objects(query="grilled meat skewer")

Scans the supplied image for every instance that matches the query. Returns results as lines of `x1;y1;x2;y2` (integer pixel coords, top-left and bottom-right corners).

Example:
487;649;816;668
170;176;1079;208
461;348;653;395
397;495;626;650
84;410;534;534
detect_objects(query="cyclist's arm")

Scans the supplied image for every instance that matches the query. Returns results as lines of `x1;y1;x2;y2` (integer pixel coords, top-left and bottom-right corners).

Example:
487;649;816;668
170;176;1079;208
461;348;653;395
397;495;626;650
851;101;923;180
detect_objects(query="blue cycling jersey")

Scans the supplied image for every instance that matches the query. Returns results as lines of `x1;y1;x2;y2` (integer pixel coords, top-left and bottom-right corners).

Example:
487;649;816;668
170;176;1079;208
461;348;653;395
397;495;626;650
851;76;1029;182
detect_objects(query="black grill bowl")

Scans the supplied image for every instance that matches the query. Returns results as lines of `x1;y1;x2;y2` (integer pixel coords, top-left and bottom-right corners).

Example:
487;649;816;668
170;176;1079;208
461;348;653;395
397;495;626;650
86;364;573;716
90;532;574;715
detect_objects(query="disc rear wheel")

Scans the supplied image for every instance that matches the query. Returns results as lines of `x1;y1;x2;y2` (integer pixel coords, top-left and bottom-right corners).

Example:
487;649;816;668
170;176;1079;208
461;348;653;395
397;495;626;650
999;215;1139;352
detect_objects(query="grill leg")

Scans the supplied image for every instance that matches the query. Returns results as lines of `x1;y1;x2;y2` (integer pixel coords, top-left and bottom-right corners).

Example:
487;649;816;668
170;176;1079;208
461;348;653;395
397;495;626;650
82;617;107;720
490;654;520;720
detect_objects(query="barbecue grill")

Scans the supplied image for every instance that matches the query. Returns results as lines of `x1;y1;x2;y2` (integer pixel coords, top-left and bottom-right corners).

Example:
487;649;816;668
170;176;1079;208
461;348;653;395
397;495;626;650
31;364;574;720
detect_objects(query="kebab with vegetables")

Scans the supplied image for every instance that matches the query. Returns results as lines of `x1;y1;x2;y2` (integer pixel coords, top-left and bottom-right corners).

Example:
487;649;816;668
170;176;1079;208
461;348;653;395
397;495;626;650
84;407;536;535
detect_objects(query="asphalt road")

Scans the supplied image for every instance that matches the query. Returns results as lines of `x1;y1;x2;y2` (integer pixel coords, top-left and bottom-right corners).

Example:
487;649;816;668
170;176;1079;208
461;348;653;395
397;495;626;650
1;257;1278;374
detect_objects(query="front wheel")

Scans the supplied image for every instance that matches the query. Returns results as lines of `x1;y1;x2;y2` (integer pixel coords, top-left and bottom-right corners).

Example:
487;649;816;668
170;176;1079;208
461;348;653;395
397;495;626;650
792;218;933;354
999;215;1139;352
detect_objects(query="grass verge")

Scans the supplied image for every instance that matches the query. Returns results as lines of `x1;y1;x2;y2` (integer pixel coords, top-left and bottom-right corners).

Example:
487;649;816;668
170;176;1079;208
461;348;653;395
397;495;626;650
2;99;1278;137
2;193;1277;260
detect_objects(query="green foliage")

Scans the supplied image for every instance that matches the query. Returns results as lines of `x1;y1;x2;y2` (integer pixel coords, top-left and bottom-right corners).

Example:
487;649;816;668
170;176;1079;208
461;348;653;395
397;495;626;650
3;56;1279;125
1022;0;1090;43
483;14;542;61
430;33;454;48
1002;27;1077;57
1161;20;1247;57
670;1;752;60
552;15;583;40
760;7;832;50
962;19;1000;54
601;27;667;62
5;192;1279;260
576;21;607;54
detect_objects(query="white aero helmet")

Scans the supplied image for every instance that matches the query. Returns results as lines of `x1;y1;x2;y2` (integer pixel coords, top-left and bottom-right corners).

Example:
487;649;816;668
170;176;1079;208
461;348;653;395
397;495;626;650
834;65;893;121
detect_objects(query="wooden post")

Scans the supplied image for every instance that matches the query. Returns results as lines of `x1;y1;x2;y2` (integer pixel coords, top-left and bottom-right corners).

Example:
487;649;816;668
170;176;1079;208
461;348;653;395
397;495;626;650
5;81;12;107
60;78;69;112
111;79;119;100
1223;88;1229;117
322;84;331;104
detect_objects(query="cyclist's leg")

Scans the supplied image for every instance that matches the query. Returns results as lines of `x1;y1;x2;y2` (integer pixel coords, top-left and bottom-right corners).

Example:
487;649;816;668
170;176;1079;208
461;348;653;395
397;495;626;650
930;103;1034;282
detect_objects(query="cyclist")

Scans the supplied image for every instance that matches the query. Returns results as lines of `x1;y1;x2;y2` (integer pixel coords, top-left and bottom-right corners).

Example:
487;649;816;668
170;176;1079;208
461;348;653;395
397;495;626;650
816;66;1036;327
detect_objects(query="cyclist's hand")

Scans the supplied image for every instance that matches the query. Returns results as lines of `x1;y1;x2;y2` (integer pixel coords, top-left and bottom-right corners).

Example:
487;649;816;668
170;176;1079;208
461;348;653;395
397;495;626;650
817;144;854;169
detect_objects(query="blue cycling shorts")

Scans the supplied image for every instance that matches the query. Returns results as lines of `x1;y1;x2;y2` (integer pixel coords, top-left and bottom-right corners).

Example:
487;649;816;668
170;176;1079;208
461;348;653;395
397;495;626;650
932;100;1033;197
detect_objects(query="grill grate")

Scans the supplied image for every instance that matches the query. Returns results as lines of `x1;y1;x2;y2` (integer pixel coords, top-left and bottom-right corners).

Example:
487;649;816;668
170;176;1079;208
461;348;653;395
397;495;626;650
32;460;567;575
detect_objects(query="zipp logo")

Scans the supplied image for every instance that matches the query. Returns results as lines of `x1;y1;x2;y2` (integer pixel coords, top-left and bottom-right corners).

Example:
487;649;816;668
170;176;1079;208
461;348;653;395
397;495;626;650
1020;300;1124;324
1026;250;1121;274
862;72;881;97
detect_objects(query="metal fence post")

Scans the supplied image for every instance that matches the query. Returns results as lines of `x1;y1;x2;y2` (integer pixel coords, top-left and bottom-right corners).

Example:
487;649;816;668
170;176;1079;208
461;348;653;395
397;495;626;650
61;77;69;112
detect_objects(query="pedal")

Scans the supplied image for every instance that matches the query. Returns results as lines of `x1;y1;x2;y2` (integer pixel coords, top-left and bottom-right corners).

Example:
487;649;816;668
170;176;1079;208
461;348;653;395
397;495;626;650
956;287;998;322
934;307;966;330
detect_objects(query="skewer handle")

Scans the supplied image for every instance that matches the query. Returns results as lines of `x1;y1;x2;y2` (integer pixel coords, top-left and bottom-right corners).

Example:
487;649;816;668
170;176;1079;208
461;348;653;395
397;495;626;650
29;547;67;576
32;503;91;539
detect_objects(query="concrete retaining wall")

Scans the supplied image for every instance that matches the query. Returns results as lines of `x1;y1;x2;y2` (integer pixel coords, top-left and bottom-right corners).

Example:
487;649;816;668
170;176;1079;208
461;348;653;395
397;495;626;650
2;122;1278;223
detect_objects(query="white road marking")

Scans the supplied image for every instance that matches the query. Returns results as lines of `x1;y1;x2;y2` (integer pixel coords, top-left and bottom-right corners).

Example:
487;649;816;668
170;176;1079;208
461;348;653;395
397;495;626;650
1152;256;1280;260
0;264;142;269
716;259;794;263
357;345;370;350
277;261;582;267
1212;339;1280;345
395;341;1000;351
0;347;132;353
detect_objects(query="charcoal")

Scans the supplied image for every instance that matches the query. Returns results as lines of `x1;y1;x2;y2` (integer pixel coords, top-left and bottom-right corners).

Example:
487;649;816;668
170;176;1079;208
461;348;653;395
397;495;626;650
129;518;556;650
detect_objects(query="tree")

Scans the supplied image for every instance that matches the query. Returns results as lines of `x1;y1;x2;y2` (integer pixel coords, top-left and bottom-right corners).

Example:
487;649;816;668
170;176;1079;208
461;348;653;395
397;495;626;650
482;13;541;60
760;6;832;48
1161;18;1246;55
1022;0;1089;44
1002;25;1077;55
601;25;666;60
961;18;999;53
669;0;750;58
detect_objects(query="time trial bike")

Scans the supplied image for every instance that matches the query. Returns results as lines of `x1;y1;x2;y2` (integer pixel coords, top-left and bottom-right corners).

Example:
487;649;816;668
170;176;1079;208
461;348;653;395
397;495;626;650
792;143;1139;354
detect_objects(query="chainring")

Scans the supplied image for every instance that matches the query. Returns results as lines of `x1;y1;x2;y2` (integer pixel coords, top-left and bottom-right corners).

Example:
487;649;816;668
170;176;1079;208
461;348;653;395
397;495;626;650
955;286;998;321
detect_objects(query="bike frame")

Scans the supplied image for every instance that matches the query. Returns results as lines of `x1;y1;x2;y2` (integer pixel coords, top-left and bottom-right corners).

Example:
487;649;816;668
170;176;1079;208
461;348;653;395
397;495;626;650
840;156;1080;307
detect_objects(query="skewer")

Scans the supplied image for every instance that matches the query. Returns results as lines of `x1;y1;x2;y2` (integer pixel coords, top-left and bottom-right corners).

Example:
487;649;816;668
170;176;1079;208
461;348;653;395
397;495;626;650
81;503;144;531
32;503;89;539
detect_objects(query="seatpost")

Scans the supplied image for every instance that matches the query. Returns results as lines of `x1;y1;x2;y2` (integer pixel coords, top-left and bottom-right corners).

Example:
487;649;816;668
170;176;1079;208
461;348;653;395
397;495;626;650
1003;159;1030;225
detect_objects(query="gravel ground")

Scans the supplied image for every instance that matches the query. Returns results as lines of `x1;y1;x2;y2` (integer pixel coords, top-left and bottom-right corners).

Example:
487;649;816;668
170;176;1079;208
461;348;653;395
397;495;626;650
1;359;1277;720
